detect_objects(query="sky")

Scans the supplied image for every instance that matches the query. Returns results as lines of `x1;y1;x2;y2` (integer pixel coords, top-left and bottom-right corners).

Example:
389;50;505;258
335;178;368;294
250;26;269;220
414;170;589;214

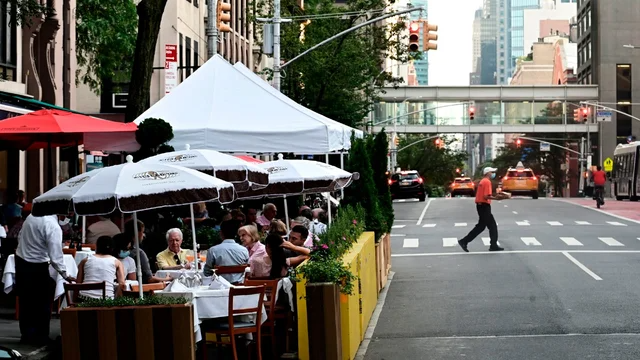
427;0;483;86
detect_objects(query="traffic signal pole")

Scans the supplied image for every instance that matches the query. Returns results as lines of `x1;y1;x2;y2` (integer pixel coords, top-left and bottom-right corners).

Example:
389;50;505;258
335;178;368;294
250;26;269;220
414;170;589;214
206;0;218;57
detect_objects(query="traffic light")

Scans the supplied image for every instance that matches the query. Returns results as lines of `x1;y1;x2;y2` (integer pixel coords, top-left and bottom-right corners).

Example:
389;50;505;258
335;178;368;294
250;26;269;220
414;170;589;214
423;21;438;51
573;108;580;123
516;139;522;148
216;0;232;32
394;136;399;146
435;138;441;147
469;106;475;121
581;107;589;122
409;22;420;52
456;168;460;173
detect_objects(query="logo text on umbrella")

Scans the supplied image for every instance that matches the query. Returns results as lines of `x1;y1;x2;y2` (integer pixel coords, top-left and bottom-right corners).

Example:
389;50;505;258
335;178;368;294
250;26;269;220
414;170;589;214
266;166;287;174
158;154;197;163
66;176;90;187
133;171;179;180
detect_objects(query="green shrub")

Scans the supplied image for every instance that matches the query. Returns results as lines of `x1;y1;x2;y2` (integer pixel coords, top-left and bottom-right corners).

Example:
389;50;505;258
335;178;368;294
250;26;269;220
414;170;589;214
77;295;189;308
369;131;395;235
180;224;221;249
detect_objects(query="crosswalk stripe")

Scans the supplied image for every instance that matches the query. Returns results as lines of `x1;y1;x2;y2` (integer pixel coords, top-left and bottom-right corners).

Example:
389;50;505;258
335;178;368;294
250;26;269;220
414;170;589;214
481;237;500;246
560;237;583;246
521;237;542;246
454;223;467;227
403;238;419;248
398;199;406;202
516;221;530;226
391;225;406;229
547;221;563;226
575;221;591;225
598;237;624;246
443;238;458;247
422;224;436;228
390;234;405;237
607;221;627;226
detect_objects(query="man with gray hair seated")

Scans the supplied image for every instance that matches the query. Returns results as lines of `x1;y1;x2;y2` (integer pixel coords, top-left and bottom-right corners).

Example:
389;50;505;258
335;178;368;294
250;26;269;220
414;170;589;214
156;228;192;270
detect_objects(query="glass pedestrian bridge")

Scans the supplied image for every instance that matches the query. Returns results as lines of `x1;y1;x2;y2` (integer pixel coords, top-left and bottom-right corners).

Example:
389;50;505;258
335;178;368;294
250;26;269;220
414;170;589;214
370;85;600;134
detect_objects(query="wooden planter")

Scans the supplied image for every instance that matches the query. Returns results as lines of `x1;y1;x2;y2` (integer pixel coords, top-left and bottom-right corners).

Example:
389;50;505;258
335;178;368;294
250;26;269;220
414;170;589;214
305;283;342;360
60;304;195;360
376;233;391;293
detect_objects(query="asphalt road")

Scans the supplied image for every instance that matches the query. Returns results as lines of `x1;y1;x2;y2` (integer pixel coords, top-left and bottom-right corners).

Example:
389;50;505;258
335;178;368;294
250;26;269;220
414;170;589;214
364;197;640;360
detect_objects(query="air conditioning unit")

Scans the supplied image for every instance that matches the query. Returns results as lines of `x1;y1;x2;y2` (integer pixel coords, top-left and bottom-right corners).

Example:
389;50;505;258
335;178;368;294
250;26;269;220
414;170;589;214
112;93;128;108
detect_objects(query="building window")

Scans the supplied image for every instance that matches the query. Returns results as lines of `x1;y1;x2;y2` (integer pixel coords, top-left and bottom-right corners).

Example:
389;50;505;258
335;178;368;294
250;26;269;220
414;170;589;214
194;0;198;8
617;64;632;102
179;34;184;81
194;40;199;72
0;2;17;81
185;36;192;78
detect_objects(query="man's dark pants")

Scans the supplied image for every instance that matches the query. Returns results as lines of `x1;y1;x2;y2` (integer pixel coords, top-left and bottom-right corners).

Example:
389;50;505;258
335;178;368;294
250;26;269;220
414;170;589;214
460;203;498;246
15;255;55;345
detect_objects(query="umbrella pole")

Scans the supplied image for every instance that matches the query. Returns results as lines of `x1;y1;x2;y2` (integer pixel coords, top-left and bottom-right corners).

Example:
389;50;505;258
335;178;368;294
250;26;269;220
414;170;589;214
340;152;344;200
82;216;86;243
47;137;54;190
189;204;198;268
326;193;332;226
75;140;80;176
133;212;144;299
283;195;290;235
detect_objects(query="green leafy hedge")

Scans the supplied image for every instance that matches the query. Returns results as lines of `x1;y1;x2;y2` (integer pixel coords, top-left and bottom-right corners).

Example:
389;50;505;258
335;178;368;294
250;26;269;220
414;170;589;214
77;295;189;308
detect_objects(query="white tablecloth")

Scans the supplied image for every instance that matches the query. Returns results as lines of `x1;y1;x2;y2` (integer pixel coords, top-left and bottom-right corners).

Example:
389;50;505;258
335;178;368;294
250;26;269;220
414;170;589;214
73;250;94;265
2;254;78;300
157;286;269;342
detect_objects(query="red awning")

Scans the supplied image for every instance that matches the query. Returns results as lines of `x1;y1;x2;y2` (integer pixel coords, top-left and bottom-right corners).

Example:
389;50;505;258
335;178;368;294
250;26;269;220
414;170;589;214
235;155;263;164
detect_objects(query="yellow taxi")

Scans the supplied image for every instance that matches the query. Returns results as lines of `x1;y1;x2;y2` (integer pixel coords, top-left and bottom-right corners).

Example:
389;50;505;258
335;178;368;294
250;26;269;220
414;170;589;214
450;177;476;197
500;162;539;199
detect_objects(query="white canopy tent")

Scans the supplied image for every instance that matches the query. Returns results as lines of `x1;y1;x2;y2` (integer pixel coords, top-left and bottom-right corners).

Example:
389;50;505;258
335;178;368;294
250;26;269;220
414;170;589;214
133;55;362;154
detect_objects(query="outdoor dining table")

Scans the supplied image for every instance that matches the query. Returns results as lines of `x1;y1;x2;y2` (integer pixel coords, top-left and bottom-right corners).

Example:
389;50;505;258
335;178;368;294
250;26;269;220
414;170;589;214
63;247;95;265
2;254;78;300
156;269;205;280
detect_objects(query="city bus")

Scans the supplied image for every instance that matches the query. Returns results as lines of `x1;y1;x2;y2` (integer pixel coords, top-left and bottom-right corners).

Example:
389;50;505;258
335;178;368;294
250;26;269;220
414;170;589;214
612;142;640;200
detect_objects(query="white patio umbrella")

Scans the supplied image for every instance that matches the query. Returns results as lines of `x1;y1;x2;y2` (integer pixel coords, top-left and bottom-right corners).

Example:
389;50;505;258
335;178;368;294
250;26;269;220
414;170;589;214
140;145;269;262
238;154;358;233
32;155;236;298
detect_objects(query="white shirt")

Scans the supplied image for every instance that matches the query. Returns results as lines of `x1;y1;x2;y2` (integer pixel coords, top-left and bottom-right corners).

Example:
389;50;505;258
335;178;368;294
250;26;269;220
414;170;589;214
81;256;117;299
309;220;327;235
16;214;68;278
120;256;136;276
86;218;120;244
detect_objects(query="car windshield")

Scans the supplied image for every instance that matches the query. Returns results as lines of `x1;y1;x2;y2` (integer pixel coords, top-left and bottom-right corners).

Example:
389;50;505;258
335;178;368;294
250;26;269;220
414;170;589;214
392;174;419;181
454;179;472;183
507;170;534;178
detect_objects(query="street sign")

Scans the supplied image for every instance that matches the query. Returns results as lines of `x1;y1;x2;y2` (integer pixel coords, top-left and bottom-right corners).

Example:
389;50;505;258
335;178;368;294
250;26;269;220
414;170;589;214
596;110;612;122
604;157;614;172
540;142;550;152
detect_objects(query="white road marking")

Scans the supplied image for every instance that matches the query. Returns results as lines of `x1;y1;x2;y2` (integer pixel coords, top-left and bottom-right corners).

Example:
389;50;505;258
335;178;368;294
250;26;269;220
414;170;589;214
516;221;530;226
599;237;624;246
443;238;459;247
454;223;467;227
575;221;591;225
521;237;542;246
390;234;405;237
512;211;518;214
416;199;433;225
391;224;406;229
560;237;583;246
547;221;563;226
403;238;419;248
392;250;640;257
398;199;406;202
422;224;436;228
607;221;627;226
481;237;500;246
504;205;508;208
562;252;602;280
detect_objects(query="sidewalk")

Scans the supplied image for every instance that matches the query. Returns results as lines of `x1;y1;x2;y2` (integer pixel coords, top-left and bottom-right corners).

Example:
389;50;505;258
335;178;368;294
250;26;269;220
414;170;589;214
556;198;640;223
0;306;59;359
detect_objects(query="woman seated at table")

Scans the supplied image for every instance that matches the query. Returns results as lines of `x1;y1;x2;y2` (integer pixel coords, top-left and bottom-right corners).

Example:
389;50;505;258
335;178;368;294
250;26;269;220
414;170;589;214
249;234;288;279
268;220;288;238
181;202;209;225
112;233;136;280
239;225;265;260
77;236;125;299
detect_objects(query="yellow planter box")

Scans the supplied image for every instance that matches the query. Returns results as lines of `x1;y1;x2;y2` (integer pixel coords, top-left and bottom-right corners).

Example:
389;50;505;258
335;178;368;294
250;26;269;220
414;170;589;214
296;231;379;360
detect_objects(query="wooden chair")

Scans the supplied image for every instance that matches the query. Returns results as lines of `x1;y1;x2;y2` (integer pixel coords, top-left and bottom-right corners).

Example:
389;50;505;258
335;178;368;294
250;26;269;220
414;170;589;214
214;264;249;285
244;279;280;358
203;286;265;360
81;243;96;251
123;282;167;298
62;248;77;258
63;282;106;307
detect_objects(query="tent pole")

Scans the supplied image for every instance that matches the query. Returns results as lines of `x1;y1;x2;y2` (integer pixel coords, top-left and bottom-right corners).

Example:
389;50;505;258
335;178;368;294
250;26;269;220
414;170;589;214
47;136;54;190
340;152;344;199
133;212;144;299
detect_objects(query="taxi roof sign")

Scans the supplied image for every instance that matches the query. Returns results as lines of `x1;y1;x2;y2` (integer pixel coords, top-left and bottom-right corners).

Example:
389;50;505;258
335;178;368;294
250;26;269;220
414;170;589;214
516;161;525;169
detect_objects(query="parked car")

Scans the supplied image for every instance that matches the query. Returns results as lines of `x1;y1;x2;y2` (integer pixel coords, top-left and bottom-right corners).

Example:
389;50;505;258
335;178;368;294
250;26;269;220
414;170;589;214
388;170;426;201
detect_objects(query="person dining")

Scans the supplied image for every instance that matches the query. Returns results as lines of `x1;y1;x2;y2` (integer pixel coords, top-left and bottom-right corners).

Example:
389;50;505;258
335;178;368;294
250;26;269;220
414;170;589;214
112;233;136;280
249;234;288;279
269;219;288;238
125;220;171;284
77;236;126;299
15;214;74;346
182;202;209;225
281;225;311;268
239;225;265;260
86;215;120;244
156;228;192;270
257;203;277;229
203;220;248;283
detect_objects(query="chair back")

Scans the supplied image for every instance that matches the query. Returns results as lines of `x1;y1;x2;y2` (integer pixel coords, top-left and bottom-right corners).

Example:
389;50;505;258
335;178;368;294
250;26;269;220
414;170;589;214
130;282;166;293
62;248;77;258
229;286;265;325
214;264;249;275
82;243;97;251
244;279;278;322
63;282;106;307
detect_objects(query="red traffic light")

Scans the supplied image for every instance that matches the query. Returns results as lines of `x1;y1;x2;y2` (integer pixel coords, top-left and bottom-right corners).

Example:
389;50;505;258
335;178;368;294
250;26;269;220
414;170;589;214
582;108;588;115
469;107;475;113
456;168;460;173
516;139;522;146
410;22;419;32
435;138;441;145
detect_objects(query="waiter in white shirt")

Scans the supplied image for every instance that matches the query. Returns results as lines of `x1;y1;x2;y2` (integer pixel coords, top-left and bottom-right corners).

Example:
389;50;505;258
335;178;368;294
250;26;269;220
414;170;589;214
15;214;75;345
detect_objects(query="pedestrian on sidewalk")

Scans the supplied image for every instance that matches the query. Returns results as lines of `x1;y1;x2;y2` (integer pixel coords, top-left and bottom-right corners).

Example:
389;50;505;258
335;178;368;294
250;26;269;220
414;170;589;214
458;167;504;252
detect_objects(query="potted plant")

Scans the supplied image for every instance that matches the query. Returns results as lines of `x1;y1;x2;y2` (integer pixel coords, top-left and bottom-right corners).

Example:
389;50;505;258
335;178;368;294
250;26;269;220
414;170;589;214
60;295;194;360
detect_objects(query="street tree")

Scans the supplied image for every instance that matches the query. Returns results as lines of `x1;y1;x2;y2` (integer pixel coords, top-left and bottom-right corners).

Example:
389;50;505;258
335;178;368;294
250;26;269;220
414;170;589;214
253;0;416;128
75;0;138;93
125;0;169;122
396;135;468;188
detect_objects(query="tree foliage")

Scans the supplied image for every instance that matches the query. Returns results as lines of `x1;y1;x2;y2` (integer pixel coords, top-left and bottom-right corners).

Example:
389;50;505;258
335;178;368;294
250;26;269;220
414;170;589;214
343;136;385;239
252;0;416;128
3;0;54;26
75;0;138;93
133;118;175;160
397;135;468;188
368;130;394;234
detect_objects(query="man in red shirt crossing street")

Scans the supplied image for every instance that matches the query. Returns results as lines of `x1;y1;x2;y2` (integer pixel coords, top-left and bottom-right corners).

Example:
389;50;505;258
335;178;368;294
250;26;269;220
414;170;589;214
592;165;607;207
